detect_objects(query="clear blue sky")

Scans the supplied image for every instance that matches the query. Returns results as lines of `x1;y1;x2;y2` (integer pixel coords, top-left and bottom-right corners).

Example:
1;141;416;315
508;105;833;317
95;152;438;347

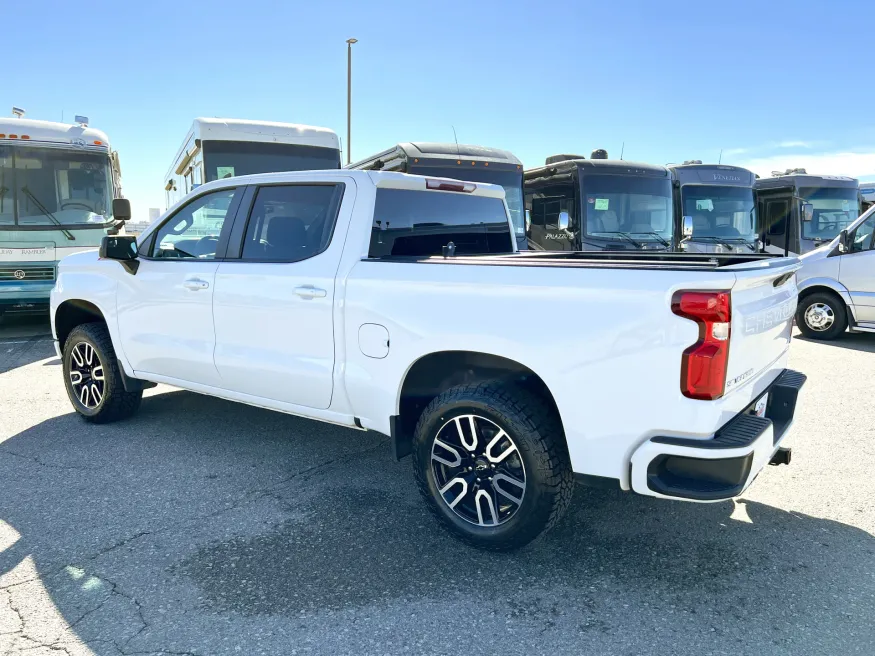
7;0;875;220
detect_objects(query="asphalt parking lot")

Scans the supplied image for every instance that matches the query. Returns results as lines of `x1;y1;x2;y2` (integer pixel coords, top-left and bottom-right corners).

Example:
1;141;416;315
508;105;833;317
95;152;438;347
1;316;873;656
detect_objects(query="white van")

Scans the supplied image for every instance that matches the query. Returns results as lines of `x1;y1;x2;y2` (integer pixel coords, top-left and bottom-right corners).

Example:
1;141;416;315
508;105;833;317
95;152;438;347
796;207;875;339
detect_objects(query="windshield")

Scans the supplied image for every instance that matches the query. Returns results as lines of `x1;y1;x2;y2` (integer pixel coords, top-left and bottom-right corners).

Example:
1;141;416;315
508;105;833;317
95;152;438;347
682;185;757;241
408;166;525;240
202;140;341;182
0;145;113;228
799;186;860;241
582;175;673;243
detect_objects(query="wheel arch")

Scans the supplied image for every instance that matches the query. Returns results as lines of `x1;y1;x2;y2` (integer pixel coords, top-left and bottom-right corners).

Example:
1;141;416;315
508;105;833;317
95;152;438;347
796;281;855;321
54;299;108;350
392;350;565;460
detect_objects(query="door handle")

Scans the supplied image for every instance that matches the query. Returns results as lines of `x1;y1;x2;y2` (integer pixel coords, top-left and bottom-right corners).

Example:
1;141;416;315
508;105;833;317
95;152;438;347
294;286;327;299
183;278;210;291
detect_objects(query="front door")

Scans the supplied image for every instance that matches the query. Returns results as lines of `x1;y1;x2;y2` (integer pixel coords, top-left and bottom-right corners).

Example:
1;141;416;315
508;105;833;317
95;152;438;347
212;180;353;409
840;213;875;323
762;194;794;255
116;186;242;387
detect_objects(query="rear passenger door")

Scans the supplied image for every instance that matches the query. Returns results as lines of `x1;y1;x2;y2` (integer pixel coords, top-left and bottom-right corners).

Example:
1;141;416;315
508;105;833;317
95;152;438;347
212;179;354;409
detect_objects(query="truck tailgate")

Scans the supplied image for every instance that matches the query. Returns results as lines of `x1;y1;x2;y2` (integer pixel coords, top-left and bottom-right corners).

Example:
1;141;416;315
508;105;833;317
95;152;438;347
724;258;800;395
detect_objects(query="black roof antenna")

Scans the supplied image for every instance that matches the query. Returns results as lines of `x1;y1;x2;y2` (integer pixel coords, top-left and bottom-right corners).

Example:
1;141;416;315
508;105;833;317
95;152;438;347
452;125;460;159
620;142;625;160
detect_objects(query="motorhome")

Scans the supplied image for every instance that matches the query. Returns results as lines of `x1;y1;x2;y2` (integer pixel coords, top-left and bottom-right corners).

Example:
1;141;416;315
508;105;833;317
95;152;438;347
0;110;123;315
755;169;861;256
164;118;340;210
347;142;526;250
525;151;675;252
669;161;758;253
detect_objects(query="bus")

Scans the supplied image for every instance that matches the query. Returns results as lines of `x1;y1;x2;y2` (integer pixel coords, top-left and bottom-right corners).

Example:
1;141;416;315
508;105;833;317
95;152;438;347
668;161;758;253
0;113;123;316
346;142;526;250
755;169;861;256
164;118;341;210
524;151;675;252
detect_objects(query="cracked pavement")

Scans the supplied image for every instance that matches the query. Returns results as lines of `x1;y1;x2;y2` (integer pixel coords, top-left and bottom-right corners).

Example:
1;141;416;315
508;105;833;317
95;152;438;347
1;317;874;655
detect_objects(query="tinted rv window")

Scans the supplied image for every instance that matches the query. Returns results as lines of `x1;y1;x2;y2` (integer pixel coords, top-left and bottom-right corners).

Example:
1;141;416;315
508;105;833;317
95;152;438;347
368;189;513;258
202;141;341;181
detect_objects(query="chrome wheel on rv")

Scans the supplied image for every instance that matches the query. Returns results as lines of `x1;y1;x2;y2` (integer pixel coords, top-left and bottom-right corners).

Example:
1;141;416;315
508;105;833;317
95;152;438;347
795;292;847;341
803;302;835;332
412;383;573;550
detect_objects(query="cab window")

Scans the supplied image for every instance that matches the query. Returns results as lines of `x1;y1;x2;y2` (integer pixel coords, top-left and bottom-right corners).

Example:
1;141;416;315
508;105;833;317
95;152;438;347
150;188;238;259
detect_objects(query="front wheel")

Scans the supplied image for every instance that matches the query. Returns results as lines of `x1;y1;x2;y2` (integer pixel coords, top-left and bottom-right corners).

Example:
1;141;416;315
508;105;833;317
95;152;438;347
796;292;847;340
62;323;143;423
412;383;573;550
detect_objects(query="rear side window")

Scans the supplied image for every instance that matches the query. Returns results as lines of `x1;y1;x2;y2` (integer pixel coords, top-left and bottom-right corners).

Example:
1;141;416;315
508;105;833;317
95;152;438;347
368;189;513;258
241;184;344;262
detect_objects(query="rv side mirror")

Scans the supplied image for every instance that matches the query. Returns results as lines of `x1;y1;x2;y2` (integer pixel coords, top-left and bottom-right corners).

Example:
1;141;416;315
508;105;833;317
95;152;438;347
112;198;132;222
558;210;570;231
99;235;138;261
802;202;814;223
682;215;694;237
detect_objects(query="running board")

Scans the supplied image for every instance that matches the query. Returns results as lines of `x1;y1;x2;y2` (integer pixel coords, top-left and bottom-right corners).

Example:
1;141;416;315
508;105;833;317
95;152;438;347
850;323;875;333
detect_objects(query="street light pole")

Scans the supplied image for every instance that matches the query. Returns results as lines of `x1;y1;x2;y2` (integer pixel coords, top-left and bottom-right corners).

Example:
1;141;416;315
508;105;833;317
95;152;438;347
346;38;358;165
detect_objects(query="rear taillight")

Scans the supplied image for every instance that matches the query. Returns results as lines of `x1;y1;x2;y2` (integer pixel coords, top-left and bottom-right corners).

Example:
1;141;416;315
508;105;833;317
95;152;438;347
671;290;731;400
425;178;476;193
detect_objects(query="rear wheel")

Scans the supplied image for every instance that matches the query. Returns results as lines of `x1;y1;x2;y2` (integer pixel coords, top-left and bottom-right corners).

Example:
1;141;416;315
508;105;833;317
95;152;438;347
796;292;847;340
62;323;142;423
412;383;573;550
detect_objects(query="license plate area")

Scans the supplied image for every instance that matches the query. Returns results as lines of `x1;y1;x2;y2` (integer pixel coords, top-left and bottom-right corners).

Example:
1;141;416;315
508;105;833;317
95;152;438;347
753;393;769;418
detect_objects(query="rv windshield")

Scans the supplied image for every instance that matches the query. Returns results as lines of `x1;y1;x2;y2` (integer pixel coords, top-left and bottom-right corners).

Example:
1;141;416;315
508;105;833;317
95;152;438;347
582;175;673;243
202;141;341;182
799;187;860;241
410;166;525;240
0;145;113;228
681;185;757;241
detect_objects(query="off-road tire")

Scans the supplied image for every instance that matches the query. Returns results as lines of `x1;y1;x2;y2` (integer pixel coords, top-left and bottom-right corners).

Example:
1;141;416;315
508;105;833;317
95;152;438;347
62;323;142;423
412;382;573;550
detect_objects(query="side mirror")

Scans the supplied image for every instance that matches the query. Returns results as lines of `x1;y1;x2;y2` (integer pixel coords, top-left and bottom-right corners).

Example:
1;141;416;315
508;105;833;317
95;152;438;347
838;229;851;254
682;215;694;238
99;235;138;261
558;210;570;231
802;202;814;223
112;198;132;222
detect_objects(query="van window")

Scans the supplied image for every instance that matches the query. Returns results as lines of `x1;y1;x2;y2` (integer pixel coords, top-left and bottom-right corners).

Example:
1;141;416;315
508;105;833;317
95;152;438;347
851;214;875;252
368;189;512;258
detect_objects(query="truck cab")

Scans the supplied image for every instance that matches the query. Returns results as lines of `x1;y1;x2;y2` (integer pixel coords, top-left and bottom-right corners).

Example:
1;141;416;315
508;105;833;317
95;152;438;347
755;169;861;256
525;153;675;252
669;162;758;254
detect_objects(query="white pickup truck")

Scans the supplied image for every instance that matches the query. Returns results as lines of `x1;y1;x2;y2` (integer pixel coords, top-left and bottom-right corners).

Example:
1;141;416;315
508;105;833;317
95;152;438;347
51;170;806;550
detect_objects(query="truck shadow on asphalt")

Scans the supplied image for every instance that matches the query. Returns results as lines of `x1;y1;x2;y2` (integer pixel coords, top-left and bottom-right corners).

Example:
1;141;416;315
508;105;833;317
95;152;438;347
1;389;873;653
